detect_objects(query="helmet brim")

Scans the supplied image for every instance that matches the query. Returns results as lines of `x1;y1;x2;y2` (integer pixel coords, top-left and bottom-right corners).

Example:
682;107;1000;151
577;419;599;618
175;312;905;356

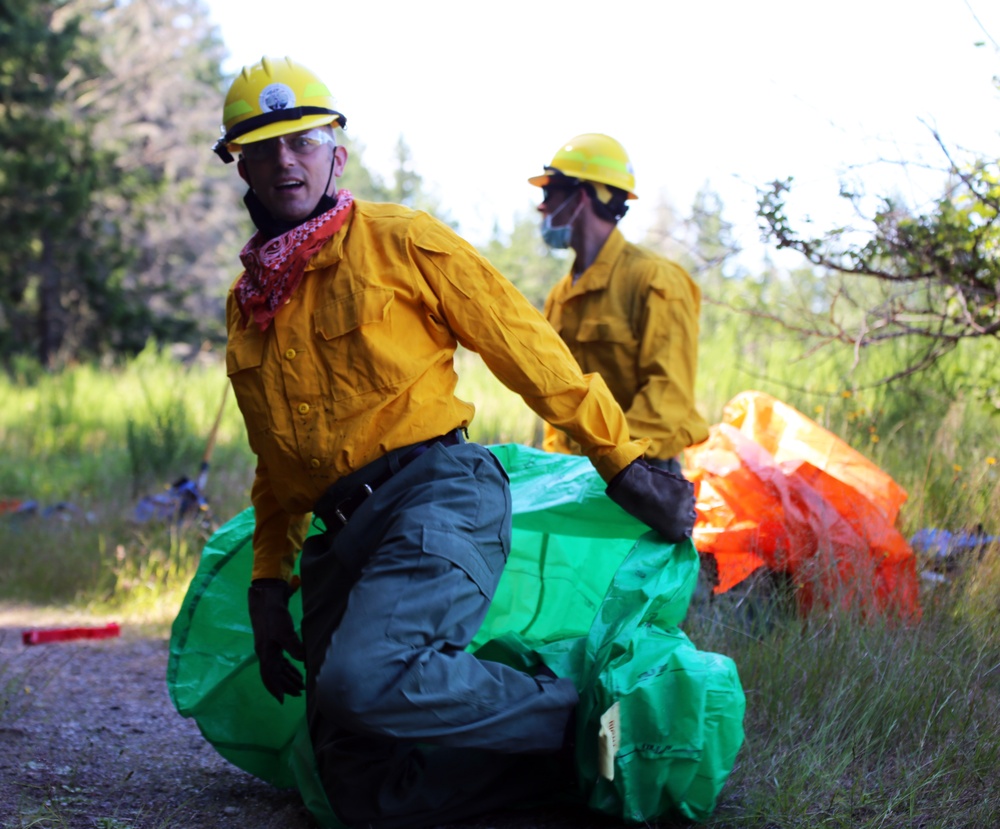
229;113;342;150
528;170;638;200
527;172;555;188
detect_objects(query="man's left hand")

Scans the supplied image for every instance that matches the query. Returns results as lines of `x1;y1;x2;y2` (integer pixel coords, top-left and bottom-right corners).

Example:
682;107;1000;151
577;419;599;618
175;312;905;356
247;578;306;703
605;457;697;542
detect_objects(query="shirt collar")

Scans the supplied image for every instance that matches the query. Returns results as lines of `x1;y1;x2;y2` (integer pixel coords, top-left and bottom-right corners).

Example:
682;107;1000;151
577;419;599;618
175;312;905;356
568;226;626;293
306;199;356;269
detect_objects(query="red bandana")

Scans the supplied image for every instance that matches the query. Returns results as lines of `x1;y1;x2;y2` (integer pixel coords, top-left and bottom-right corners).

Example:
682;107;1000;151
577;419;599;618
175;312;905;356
235;189;354;331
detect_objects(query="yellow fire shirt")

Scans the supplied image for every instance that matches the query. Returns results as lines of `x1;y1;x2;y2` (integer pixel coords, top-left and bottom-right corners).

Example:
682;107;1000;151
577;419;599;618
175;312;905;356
226;201;648;579
543;228;709;461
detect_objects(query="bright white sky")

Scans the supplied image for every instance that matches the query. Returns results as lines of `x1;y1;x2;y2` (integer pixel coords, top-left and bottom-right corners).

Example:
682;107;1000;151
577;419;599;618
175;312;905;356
203;0;1000;264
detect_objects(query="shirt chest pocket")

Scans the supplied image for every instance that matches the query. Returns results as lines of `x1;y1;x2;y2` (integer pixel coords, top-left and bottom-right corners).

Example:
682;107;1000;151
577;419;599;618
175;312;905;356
313;287;425;406
575;317;635;347
226;333;273;436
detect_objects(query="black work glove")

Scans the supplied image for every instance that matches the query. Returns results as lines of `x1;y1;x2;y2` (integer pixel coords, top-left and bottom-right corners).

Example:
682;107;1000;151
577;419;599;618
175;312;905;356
605;457;697;543
247;578;306;703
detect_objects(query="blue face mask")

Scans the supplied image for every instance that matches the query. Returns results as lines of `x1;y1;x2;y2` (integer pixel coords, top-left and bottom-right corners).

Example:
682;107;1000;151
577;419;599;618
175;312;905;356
540;192;583;249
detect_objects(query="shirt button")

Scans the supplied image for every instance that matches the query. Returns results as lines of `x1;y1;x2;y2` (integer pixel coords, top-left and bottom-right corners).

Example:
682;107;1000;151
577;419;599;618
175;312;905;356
298;403;310;414
285;348;296;359
310;458;321;468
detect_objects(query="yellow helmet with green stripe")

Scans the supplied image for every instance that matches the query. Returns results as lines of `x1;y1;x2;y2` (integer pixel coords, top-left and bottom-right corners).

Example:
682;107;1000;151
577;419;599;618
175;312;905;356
213;56;346;163
528;133;638;200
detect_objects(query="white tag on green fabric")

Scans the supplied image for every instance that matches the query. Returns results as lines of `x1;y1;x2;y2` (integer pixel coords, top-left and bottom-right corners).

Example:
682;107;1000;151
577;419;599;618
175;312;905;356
598;701;621;781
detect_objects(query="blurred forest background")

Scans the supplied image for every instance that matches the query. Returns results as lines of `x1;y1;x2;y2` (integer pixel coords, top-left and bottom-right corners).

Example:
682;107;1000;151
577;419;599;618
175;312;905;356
2;0;998;558
3;0;998;382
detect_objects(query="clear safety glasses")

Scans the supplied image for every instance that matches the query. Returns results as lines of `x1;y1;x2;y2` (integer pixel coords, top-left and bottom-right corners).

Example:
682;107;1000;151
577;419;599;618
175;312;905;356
240;129;336;162
540;184;578;205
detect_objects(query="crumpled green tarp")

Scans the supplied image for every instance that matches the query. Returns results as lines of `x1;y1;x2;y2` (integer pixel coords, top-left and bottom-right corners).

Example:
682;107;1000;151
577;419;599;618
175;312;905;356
168;443;745;825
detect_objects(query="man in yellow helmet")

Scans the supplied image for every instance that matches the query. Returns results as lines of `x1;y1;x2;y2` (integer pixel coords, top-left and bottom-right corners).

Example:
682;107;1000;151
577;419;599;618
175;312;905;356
529;134;709;474
216;58;696;828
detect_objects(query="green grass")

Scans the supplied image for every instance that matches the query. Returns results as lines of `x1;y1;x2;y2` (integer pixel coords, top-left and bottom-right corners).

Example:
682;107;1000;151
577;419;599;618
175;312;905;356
1;334;998;616
0;344;256;625
1;335;999;828
0;343;543;624
686;559;1000;828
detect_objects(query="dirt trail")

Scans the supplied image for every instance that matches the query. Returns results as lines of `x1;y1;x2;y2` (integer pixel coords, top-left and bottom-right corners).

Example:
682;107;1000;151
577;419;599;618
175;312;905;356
0;607;623;829
0;614;312;829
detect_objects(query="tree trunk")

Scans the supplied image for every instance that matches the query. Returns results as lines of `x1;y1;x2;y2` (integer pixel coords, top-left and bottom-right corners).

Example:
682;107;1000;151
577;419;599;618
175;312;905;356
37;228;64;368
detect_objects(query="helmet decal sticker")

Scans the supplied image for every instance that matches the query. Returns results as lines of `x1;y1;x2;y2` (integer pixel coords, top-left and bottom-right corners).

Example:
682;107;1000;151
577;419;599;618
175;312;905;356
259;83;296;113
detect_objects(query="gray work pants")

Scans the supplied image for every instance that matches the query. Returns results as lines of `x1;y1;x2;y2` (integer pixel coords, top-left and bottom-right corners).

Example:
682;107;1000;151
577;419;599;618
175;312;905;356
300;438;579;828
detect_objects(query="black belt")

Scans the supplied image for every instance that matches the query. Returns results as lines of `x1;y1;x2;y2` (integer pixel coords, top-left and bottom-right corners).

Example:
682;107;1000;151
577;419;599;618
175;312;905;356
313;429;464;528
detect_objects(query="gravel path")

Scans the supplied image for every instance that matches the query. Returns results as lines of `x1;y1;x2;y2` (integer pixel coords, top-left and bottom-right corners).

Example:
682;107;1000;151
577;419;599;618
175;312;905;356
0;609;635;829
0;620;314;829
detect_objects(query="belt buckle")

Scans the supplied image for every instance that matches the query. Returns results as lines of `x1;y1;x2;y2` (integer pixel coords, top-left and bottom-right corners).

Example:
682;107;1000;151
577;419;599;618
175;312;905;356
334;483;373;526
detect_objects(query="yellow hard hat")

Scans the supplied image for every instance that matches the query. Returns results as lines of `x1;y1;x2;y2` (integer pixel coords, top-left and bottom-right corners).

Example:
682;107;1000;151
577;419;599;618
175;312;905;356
213;56;346;163
528;133;638;200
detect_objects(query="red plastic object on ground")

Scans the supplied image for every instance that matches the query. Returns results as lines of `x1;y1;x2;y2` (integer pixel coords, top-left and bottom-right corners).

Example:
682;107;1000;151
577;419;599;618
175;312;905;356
22;622;121;646
685;391;920;621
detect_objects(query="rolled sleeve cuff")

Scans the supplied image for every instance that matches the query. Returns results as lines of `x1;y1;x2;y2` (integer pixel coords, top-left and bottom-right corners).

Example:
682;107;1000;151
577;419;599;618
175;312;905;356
588;439;649;483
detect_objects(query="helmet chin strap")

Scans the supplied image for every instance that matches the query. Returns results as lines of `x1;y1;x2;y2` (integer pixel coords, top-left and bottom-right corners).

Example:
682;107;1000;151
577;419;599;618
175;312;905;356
304;147;340;215
322;150;337;200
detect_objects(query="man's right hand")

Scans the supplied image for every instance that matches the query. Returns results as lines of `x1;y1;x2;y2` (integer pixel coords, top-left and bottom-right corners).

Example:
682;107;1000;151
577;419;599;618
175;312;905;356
247;578;306;703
